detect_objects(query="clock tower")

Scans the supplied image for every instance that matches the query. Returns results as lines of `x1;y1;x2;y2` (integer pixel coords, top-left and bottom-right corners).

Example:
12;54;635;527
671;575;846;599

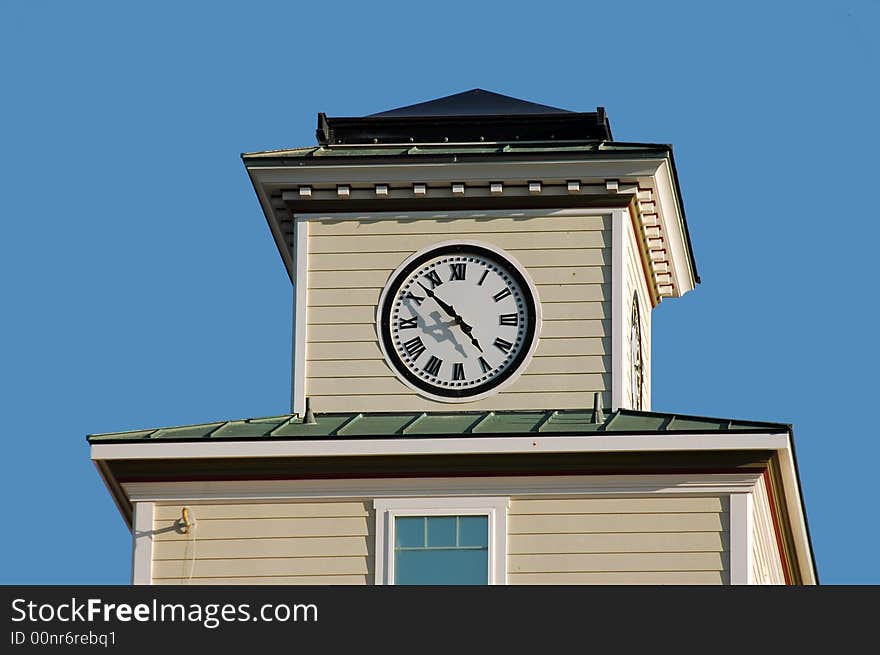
244;89;699;417
90;89;815;587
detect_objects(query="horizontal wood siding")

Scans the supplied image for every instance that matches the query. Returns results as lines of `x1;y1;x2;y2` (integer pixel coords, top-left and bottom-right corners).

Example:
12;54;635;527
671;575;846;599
152;501;373;585
305;212;611;413
508;496;729;585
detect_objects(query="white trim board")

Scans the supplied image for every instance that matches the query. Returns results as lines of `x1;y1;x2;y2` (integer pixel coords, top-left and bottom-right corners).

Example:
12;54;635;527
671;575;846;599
131;501;154;585
611;209;627;411
123;473;763;503
297;207;616;222
291;216;308;417
729;493;754;585
250;157;671;187
92;431;790;462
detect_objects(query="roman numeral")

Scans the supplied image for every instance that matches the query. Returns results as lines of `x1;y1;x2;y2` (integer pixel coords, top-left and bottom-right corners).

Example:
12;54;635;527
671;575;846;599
493;337;513;354
477;269;489;286
405;292;424;306
449;263;466;281
452;362;465;381
424;270;443;288
399;316;418;330
423;355;442;376
493;287;511;302
478;356;492;373
403;337;426;360
499;313;518;326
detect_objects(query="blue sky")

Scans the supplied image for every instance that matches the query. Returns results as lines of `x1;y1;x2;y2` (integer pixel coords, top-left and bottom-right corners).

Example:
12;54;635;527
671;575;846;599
1;1;877;584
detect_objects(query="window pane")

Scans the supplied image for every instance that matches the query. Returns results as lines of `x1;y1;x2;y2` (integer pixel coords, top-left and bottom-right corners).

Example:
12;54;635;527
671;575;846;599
426;516;457;547
395;517;425;548
394;514;490;585
395;549;488;585
458;516;488;547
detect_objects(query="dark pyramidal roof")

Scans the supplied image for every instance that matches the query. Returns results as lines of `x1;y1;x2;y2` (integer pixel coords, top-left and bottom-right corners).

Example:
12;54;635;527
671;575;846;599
369;88;572;117
317;88;612;145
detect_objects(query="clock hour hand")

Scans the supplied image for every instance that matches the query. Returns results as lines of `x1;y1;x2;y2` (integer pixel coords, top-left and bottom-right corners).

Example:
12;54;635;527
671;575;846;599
457;320;483;353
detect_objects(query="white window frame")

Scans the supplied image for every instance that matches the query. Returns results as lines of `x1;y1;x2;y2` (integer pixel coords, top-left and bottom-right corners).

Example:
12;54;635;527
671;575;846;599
373;497;509;585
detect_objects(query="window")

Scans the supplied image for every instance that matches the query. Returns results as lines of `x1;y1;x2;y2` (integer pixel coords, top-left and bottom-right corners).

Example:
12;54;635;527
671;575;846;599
630;293;643;410
395;515;488;584
373;497;508;585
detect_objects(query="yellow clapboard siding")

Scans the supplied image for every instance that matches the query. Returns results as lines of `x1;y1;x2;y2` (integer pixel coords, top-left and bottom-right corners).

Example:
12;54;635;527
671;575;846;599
306;283;606;307
155;575;368;585
308;341;384;361
306;320;608;343
308;359;393;378
308;230;608;254
508;571;725;585
532;266;608;285
306;355;608;378
525;355;609;374
310;305;377;325
536;284;606;303
532;337;608;357
306;266;607;290
309;214;610;236
154;536;370;560
308;270;390;290
541;319;609;338
308;324;378;343
153;556;368;578
302;212;611;413
308;288;381;307
508;532;727;555
308;301;607;324
311;251;411;271
154;517;369;542
509;513;725;535
306;337;607;361
512;249;609;269
541;302;609;321
509;552;724;573
309;248;608;272
509;497;726;515
308;391;603;413
307;373;608;397
154;502;369;521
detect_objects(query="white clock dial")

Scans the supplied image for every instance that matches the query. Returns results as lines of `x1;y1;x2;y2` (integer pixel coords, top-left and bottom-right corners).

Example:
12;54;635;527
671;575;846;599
377;241;541;401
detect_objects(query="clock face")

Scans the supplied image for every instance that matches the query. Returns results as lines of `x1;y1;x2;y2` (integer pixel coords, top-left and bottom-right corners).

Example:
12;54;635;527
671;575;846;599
377;241;540;401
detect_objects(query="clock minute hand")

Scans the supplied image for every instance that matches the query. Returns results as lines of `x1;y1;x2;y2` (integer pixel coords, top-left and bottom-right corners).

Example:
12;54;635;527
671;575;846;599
416;282;483;353
416;282;458;320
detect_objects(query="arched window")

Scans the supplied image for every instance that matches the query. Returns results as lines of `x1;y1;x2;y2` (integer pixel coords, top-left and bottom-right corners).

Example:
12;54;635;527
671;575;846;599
630;294;643;410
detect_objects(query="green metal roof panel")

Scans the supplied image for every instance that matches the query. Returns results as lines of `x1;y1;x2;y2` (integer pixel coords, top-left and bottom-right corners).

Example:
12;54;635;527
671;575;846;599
605;413;670;432
538;410;598;433
337;414;417;436
405;413;485;435
664;416;728;431
88;408;790;443
149;422;226;440
90;428;157;441
471;411;548;434
210;416;290;438
270;414;354;438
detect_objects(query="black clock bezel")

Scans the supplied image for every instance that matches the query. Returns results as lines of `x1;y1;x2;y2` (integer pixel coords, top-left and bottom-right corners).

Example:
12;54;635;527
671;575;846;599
378;243;538;399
